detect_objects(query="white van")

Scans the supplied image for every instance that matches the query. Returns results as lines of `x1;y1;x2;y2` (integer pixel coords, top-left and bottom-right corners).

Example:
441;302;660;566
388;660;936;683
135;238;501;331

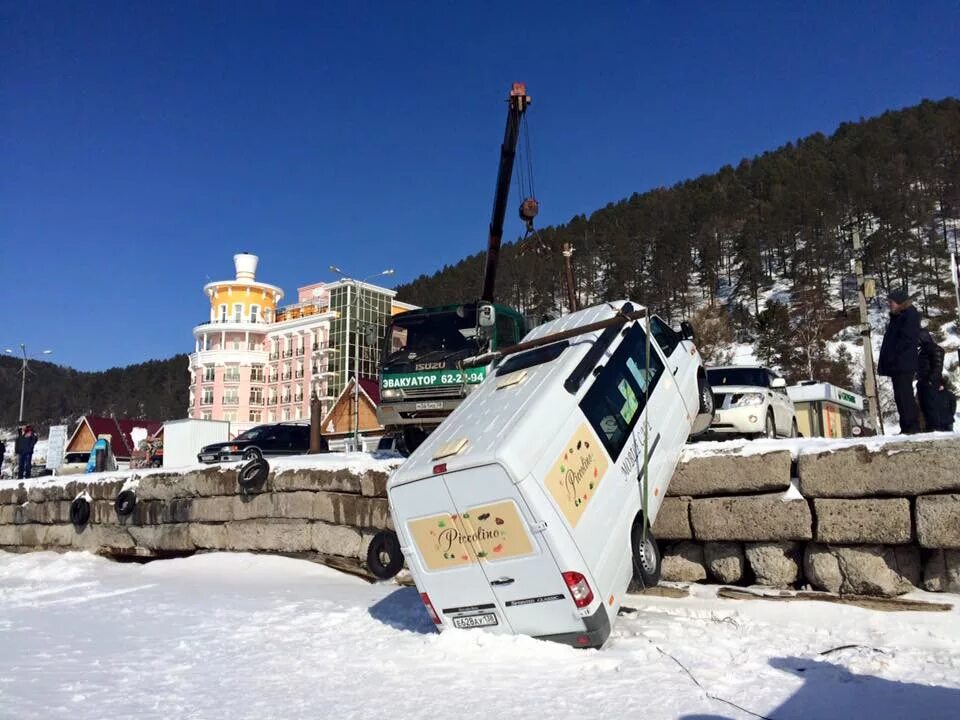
386;301;710;648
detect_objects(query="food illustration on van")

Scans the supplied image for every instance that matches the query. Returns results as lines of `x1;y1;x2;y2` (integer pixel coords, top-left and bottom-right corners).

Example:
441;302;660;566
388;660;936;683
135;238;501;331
547;424;609;527
408;500;534;571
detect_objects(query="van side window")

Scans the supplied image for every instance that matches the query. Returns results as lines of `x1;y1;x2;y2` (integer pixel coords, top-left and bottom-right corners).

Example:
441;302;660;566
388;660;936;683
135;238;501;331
650;316;681;356
494;313;520;349
579;324;665;460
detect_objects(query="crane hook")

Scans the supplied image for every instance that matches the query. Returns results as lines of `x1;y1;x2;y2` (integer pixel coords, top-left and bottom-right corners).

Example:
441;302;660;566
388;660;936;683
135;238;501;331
519;197;539;232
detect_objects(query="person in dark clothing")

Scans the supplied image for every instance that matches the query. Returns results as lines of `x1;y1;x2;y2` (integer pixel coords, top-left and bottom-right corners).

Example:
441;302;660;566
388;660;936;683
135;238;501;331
0;438;5;478
916;330;947;431
935;376;956;432
877;289;922;434
15;425;38;479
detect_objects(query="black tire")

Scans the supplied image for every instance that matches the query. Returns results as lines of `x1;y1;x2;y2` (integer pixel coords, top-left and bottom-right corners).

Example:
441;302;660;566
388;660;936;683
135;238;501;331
242;446;263;461
367;530;404;580
698;377;714;416
765;411;777;439
70;496;91;528
238;456;269;491
115;489;137;517
631;520;661;589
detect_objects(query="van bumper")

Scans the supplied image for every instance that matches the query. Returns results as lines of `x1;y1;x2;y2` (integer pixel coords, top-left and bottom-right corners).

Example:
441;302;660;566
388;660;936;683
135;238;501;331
535;604;611;649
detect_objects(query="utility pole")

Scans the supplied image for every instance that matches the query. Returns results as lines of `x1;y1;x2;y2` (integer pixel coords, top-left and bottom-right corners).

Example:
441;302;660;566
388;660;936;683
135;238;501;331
5;344;53;424
951;252;960;367
851;227;883;434
561;243;579;312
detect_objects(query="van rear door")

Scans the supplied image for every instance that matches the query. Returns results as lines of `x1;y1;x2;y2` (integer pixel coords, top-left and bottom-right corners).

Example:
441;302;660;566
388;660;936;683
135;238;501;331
390;475;510;631
442;464;582;638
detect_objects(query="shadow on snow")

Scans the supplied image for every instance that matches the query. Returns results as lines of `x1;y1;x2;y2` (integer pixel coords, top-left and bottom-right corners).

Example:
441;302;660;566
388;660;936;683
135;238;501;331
368;586;437;636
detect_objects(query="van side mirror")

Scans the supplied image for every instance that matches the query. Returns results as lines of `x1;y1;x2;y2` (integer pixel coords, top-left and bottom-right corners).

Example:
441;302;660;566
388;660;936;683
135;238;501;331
680;320;696;341
771;377;787;389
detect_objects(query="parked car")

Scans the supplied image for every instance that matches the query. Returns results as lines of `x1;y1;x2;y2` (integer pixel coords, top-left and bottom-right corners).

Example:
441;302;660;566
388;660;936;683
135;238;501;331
706;366;797;439
56;451;91;476
387;301;711;648
197;422;314;464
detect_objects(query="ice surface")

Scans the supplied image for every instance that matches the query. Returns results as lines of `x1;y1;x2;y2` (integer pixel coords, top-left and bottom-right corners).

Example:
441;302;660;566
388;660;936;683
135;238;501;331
1;551;958;720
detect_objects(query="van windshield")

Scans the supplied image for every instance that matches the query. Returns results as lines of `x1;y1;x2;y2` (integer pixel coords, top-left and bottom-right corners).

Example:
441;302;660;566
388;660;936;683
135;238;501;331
707;368;769;388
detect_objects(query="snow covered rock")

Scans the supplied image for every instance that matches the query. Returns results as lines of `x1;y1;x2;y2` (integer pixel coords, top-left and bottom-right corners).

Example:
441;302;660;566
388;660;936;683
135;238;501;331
690;494;812;541
661;541;707;582
704;541;745;583
651;496;691;539
804;544;921;597
922;549;960;592
916;494;960;548
798;437;960;498
669;450;792;496
814;498;912;544
745;542;802;587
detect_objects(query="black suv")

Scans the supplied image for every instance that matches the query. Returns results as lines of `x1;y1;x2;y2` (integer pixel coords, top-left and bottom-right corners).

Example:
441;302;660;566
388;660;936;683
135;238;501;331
197;422;321;464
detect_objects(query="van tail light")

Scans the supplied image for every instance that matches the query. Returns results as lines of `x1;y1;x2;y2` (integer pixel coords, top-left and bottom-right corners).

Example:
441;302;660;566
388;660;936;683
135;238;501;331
420;592;442;625
562;571;594;608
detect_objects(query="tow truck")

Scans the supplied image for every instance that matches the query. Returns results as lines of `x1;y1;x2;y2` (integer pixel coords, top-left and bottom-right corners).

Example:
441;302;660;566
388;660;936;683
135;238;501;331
378;83;537;453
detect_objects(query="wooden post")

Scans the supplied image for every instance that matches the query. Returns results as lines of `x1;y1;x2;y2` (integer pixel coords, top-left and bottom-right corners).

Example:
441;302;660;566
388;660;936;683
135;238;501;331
309;392;323;453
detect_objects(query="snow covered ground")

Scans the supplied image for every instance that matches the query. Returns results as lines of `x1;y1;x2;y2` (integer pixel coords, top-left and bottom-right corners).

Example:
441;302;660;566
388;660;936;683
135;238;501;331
2;552;959;720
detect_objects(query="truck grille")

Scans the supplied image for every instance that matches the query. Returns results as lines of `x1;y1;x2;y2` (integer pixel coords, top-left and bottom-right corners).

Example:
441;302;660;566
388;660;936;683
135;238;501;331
402;386;464;399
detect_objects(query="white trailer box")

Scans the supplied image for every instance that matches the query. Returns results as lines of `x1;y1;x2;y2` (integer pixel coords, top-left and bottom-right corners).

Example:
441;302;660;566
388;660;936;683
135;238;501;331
387;301;710;648
162;419;231;469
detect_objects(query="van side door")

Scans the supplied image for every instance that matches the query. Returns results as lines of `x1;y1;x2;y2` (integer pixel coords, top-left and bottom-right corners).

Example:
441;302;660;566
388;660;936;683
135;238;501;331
650;315;697;421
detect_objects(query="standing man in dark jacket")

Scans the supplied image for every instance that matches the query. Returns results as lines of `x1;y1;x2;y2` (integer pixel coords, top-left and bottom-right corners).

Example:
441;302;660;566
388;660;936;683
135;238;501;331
877;289;921;434
916;329;946;431
15;425;38;479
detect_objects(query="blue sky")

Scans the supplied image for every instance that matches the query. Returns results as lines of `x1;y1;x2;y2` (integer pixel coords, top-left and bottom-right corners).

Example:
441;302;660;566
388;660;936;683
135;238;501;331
2;1;957;370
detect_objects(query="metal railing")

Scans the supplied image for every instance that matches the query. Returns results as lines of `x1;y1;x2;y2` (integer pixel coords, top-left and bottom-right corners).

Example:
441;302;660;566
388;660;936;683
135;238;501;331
223;397;240;405
249;397;264;406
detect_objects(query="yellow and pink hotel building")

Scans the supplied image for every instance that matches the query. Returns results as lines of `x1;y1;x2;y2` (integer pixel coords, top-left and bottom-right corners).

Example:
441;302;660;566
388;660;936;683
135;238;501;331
188;253;415;432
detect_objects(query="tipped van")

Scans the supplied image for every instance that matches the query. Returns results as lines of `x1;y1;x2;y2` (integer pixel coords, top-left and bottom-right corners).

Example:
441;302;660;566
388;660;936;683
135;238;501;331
386;301;711;648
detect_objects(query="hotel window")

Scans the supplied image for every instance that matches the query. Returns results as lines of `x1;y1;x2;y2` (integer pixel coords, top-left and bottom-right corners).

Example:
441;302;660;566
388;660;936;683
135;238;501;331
224;411;237;423
234;304;243;322
249;410;262;423
224;389;239;405
219;304;227;322
250;305;259;324
264;308;272;322
224;365;241;382
202;388;214;405
202;411;212;421
203;365;216;383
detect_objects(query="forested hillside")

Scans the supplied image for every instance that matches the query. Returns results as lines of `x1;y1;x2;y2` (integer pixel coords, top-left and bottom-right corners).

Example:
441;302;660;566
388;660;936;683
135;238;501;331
395;98;960;384
0;355;188;433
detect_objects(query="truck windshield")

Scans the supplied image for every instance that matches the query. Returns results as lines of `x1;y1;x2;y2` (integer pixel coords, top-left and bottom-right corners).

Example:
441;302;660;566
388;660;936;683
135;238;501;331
384;309;480;360
707;368;769;388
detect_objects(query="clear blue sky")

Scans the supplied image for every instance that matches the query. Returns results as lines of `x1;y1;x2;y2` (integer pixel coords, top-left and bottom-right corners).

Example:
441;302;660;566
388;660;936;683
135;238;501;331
2;1;957;370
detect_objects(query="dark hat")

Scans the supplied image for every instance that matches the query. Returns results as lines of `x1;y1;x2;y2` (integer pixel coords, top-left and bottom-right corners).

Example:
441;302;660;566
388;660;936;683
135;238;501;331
887;288;909;304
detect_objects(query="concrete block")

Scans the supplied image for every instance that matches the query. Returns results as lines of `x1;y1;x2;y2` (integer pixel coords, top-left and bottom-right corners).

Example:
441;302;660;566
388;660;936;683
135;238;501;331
188;496;237;523
916;494;960;549
670;451;792;496
704;542;745;583
224;519;312;552
127;524;194;552
923;549;960;593
72;524;136;551
312;493;393;530
188;468;240;497
814;498;912;544
0;485;28;505
660;541;707;582
13;523;75;548
271;469;362;495
137;473;195;501
690;494;812;542
359;471;390;498
804;544;921;597
799;438;960;497
652;496;692;540
313;522;363;557
189;523;229;550
745;542;802;587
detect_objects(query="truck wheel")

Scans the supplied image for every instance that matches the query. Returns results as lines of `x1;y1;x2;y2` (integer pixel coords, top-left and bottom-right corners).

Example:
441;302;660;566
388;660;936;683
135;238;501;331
765;411;776;438
367;530;404;579
698;377;714;416
631;521;661;589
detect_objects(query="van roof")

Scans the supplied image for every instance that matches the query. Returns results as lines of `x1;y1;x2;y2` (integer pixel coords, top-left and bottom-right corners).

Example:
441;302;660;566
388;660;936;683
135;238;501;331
389;300;646;489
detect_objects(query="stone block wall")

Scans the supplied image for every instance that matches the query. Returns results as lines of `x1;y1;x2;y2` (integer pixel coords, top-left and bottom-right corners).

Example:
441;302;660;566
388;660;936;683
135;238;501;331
0;464;396;579
653;437;960;596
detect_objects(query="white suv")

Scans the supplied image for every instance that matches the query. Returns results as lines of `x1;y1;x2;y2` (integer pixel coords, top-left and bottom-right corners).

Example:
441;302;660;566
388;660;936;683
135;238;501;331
706;366;797;439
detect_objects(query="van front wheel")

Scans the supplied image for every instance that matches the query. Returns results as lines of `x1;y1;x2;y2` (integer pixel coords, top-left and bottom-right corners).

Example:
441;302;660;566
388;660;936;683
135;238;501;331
631;522;661;589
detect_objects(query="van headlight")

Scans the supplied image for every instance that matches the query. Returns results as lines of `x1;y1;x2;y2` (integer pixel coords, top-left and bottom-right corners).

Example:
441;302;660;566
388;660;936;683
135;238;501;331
733;393;765;407
382;388;401;400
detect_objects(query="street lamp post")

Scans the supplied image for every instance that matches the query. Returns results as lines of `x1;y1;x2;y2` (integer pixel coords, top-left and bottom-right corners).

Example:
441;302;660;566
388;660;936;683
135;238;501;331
329;266;394;451
5;344;53;425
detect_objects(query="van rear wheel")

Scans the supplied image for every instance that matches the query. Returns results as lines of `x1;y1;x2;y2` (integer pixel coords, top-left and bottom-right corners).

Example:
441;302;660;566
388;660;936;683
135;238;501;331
631;522;661;590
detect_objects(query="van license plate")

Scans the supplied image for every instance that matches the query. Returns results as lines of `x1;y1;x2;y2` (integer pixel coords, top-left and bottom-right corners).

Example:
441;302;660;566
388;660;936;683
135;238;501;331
452;613;498;629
